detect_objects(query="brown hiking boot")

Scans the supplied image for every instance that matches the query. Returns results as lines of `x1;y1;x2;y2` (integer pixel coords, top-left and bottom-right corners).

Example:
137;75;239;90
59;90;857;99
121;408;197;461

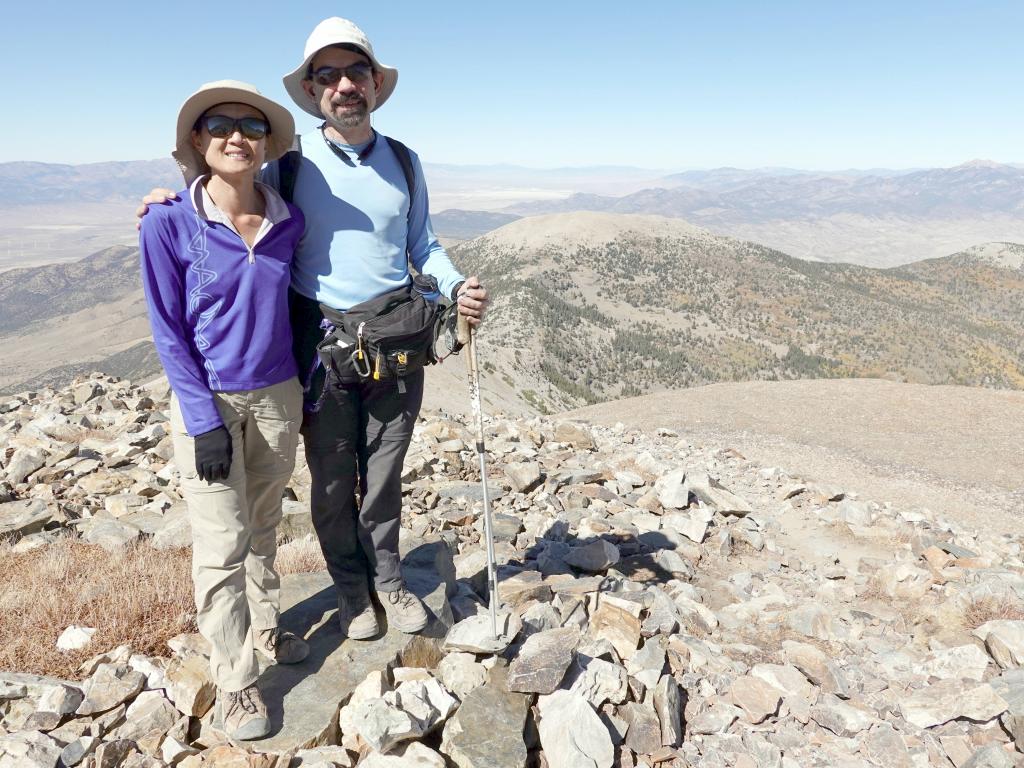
377;585;428;633
257;627;309;665
218;683;269;741
338;592;378;640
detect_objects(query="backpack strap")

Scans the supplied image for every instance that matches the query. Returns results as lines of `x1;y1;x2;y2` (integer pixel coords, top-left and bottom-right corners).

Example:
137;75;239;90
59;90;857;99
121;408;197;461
385;136;416;229
278;141;303;204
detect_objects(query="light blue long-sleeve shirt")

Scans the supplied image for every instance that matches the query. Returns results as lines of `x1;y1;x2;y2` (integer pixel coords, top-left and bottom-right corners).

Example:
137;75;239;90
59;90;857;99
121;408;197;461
262;129;463;311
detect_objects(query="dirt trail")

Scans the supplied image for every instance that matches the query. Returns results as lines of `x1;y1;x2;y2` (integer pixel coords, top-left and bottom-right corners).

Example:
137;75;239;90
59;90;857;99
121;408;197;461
564;379;1024;537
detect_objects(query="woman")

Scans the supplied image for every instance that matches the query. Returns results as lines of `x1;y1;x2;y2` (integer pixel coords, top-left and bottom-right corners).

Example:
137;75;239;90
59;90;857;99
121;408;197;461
139;80;306;741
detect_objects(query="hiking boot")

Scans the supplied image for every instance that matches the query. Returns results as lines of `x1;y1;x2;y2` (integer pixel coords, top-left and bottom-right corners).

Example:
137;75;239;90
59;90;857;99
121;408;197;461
338;592;379;640
257;627;309;665
218;683;270;741
377;585;428;633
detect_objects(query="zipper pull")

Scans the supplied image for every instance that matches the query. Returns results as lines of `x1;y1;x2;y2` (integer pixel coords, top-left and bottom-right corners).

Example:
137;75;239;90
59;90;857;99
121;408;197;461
247;247;255;264
356;322;366;360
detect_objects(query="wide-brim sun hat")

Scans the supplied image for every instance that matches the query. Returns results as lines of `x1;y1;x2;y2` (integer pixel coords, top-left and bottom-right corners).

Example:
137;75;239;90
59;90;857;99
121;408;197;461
282;17;398;118
173;80;295;178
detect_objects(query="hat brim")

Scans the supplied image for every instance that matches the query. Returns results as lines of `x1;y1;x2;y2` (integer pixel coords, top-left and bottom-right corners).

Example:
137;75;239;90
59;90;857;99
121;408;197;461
174;82;296;178
283;49;398;118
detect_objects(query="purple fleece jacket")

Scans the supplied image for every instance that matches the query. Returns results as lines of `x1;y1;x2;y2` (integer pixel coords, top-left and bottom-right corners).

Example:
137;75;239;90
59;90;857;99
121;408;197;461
139;180;304;436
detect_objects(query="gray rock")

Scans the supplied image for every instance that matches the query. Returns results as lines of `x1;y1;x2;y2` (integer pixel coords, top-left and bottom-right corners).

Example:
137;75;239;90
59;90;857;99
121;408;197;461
689;703;741;735
80;518;142;551
349;698;425;754
809;694;876;737
102;493;147;517
564;654;628;708
662;509;711;543
899;680;1008;728
961;744;1016;768
729;675;783;724
436;653;488;700
163;654;215;718
553;421;595;450
0;730;63;768
687;471;753;516
357;742;446;767
389;678;458;735
111;691;178;741
654;469;689;509
444;612;521;654
563;539;620;573
4;446;47;485
653;675;683;747
860;723;912;768
537;690;613;768
620;701;662;755
974;620;1024;669
508;626;580;694
37;683;83;716
76;664;145;716
441;665;529;768
916;644;991;681
59;736;98;767
150;508;192;550
783;640;850;698
504;462;543;493
0;499;52;537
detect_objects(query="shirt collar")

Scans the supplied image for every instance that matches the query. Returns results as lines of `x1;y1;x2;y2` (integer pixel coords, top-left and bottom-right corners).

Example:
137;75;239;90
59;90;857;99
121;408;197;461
189;175;292;226
321;126;378;162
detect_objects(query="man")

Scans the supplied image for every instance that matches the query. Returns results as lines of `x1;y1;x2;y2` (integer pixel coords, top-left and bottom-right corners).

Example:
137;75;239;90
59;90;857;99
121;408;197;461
270;16;488;638
141;17;487;642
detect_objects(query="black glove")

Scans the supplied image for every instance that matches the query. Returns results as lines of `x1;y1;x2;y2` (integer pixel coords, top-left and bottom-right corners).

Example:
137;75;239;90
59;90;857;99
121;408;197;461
194;426;232;482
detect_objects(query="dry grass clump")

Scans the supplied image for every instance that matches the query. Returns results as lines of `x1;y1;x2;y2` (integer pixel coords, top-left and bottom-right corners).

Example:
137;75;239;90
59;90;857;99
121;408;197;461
0;537;195;678
960;595;1024;630
276;536;327;576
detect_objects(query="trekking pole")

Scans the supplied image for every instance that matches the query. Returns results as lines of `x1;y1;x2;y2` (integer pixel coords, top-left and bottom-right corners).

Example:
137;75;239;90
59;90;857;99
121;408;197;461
457;313;500;640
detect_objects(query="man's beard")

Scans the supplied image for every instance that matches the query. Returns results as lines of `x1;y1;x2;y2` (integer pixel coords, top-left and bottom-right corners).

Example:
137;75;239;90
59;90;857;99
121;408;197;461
327;98;369;129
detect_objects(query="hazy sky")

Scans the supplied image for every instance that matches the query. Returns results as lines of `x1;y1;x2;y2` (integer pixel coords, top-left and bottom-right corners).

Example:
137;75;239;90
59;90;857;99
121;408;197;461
4;0;1022;170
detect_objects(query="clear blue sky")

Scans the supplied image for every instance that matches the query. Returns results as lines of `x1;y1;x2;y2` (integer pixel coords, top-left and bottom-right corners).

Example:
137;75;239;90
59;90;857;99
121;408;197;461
3;0;1022;170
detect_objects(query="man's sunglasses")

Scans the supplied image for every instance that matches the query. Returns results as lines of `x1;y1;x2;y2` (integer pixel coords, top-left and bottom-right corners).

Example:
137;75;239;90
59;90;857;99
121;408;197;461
195;115;271;140
310;63;373;87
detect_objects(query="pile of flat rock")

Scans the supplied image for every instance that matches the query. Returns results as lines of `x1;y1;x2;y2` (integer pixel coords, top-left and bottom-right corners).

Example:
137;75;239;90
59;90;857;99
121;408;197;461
1;373;1023;767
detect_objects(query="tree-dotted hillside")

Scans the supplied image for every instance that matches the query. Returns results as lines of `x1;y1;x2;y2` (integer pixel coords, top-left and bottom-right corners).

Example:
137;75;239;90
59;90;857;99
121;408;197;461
451;213;1024;412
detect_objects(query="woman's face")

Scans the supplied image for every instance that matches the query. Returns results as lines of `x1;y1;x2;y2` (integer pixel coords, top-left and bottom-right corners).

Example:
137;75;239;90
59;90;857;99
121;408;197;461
191;102;268;178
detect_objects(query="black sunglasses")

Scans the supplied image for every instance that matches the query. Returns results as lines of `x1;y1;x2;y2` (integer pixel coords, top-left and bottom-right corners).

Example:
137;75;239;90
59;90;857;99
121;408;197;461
196;115;271;140
310;63;373;87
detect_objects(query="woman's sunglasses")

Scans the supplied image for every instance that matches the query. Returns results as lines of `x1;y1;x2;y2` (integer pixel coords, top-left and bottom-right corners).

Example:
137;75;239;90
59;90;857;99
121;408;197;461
196;115;271;140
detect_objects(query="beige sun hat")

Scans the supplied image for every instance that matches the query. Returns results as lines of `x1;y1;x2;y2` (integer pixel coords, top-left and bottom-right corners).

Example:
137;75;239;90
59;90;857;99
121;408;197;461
282;17;398;118
172;80;295;180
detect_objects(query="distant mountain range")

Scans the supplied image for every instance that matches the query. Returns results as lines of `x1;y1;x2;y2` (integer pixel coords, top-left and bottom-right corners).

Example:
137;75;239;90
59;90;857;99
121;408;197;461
2;158;1022;266
2;214;1021;410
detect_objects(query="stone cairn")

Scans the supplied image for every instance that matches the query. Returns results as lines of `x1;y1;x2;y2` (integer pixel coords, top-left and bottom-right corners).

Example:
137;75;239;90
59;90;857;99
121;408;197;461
0;372;1022;767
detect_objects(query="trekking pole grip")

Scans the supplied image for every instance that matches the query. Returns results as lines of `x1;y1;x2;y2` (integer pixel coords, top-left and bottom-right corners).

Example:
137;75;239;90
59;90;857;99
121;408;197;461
456;311;472;348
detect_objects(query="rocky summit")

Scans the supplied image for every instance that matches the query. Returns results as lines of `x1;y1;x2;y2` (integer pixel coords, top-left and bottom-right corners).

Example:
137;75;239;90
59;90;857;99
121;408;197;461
1;372;1023;767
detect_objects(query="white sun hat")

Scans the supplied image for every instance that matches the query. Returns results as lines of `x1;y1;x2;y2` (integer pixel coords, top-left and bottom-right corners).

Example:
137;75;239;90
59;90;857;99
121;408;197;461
282;17;398;118
172;80;295;179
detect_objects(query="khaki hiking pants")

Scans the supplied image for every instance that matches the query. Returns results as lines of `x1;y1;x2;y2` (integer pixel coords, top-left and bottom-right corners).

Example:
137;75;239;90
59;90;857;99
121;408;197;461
170;377;302;692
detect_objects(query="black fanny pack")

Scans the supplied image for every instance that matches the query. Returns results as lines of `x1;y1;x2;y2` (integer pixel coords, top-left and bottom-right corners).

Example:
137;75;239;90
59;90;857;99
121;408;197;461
316;281;441;395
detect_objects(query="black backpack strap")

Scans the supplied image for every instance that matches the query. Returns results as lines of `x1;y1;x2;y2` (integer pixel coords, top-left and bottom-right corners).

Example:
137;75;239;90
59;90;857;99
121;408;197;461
385;136;416;228
278;141;303;203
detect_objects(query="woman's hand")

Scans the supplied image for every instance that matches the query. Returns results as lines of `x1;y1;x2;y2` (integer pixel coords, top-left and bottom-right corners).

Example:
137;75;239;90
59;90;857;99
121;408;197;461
194;426;232;482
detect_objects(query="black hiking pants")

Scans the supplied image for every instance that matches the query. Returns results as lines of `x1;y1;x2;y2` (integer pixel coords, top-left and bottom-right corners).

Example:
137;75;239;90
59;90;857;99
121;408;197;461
290;288;422;596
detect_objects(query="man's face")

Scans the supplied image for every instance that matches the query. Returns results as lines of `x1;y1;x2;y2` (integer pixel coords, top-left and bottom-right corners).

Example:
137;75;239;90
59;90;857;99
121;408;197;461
302;47;385;132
